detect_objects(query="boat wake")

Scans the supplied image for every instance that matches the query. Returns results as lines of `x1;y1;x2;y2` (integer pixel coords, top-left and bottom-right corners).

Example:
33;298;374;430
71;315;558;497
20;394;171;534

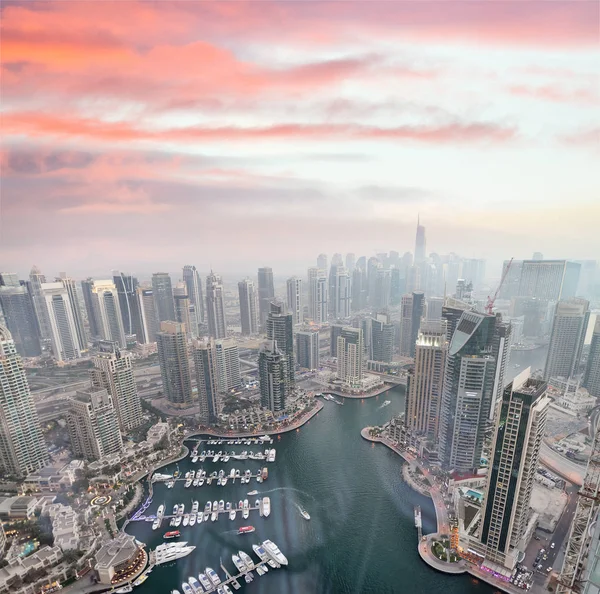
258;487;315;500
377;400;392;410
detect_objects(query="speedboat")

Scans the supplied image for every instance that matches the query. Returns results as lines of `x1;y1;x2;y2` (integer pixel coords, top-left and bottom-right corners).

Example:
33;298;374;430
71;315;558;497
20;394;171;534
178;504;185;515
164;530;180;539
219;500;225;512
223;585;233;594
203;511;210;522
189;513;196;527
182;514;190;527
173;504;179;516
238;526;255;535
247;490;258;496
198;478;204;487
204;502;211;513
223;454;230;462
116;586;133;593
238;500;243;510
192;455;198;463
243;499;249;520
133;575;148;586
192;478;199;487
229;509;236;521
262;497;270;517
157;504;165;518
231;554;246;573
255;565;266;576
263;539;288;565
188;577;202;593
192;501;199;514
300;508;310;520
267;449;276;462
198;574;212;591
173;516;182;527
212;500;219;512
255;499;260;510
211;510;218;522
206;567;221;587
181;582;193;594
252;544;268;562
239;551;254;570
197;511;203;524
152;518;161;530
226;502;232;510
222;476;228;486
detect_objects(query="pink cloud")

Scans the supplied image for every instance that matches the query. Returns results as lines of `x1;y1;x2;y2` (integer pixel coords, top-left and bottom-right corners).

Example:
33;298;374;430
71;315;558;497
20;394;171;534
509;84;599;105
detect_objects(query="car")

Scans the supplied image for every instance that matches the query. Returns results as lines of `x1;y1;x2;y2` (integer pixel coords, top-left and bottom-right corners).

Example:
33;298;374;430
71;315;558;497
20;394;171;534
537;564;543;570
547;567;552;573
550;542;555;549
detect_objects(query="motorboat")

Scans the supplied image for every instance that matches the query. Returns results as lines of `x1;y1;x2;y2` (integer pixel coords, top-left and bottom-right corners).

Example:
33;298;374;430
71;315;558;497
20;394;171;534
189;513;196;527
238;526;254;535
219;500;225;512
255;499;260;510
116;586;133;593
198;574;212;591
300;508;310;520
178;504;185;515
211;510;218;522
262;497;270;518
188;577;202;593
212;500;219;512
181;582;193;594
192;501;199;514
182;514;190;527
157;504;165;518
247;490;258;496
206;567;221;587
154;542;196;565
152;518;161;530
192;478;199;487
226;501;232;510
164;530;180;539
231;554;245;573
263;539;288;565
243;499;249;520
229;509;236;521
267;449;276;462
239;551;254;570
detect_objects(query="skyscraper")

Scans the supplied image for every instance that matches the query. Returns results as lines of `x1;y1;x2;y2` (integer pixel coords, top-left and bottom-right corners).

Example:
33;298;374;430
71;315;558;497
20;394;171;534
517;260;581;301
372;268;391;310
405;321;447;441
182;265;205;326
238;278;259;335
479;371;549;571
399;291;425;357
174;290;195;338
214;338;241;392
91;280;126;348
81;278;100;339
390;267;405;306
286;277;303;325
257;267;275;330
336;326;364;388
317;253;328;271
352;266;368;311
544;298;590;381
308;268;327;323
156;321;193;407
345;253;356;274
367;257;380;305
0;279;41;357
583;318;600;398
136;288;159;343
259;340;289;413
329;265;351;319
29;266;52;342
91;341;142;432
296;330;319;370
266;302;295;385
194;338;219;424
112;271;139;336
41;281;82;361
206;271;227;339
67;387;124;461
414;216;426;265
426;297;444;321
371;313;395;363
152;272;176;323
0;325;48;476
60;277;87;351
439;310;505;472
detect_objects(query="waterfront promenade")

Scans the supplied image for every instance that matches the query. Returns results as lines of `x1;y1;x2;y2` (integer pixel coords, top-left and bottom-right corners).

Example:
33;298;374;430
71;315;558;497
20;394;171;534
189;400;324;440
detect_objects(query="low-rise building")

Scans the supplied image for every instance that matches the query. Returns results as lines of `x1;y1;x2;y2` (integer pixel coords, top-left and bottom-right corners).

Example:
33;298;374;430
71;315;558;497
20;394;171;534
146;422;169;446
556;387;596;414
0;546;62;594
24;460;85;492
0;496;38;520
47;503;80;551
94;533;141;584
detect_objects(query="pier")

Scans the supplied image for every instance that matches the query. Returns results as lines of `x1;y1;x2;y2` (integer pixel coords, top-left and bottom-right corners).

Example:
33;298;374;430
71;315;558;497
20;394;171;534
188;437;274;446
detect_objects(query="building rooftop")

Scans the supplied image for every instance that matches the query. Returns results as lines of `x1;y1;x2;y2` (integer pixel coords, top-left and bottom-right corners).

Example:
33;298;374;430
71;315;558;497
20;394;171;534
95;533;139;570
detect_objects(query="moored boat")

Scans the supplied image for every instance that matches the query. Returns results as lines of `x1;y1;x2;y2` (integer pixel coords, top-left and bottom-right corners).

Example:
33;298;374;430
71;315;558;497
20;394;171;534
262;497;270;517
263;539;288;565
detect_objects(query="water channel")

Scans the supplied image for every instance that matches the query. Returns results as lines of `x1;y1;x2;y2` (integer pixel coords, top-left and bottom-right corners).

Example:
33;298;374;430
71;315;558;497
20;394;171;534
126;384;498;594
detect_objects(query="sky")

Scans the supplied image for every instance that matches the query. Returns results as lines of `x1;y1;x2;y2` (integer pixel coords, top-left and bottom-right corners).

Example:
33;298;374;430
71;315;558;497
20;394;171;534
1;1;599;280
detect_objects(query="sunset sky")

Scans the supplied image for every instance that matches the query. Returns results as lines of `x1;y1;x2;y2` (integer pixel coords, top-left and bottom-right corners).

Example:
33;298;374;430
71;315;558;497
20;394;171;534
2;1;598;279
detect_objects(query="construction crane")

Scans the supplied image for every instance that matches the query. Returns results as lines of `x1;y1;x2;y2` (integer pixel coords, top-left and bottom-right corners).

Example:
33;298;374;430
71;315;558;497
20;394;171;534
485;257;513;315
557;428;600;593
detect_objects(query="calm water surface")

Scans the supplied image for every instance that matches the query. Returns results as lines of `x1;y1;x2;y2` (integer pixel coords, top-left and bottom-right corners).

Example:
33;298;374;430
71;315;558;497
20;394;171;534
128;386;495;594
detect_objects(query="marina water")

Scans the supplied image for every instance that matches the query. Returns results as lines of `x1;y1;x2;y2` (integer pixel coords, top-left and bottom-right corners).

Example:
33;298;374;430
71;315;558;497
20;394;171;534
126;385;495;593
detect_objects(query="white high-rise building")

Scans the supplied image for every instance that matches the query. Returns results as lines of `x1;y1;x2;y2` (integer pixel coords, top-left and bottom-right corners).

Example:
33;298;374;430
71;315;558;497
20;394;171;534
91;342;142;432
41;282;82;361
308;268;327;323
67;386;123;461
59;277;87;351
479;370;549;571
238;278;259;336
91;280;126;348
544;298;590;381
214;338;241;392
336;326;364;388
0;325;49;476
182;265;205;326
286;277;303;325
136;288;159;344
206;272;227;339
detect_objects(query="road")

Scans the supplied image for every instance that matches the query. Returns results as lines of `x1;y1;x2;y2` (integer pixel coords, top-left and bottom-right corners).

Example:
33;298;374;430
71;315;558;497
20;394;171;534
540;442;585;486
522;485;578;584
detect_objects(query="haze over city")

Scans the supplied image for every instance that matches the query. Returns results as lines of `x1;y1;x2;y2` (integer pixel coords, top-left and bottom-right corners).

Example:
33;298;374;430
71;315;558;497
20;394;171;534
2;1;599;277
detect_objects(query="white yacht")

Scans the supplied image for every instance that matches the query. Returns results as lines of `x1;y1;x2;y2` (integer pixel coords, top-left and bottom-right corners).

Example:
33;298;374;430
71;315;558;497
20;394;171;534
152;518;161;530
154;542;196;565
263;540;288;565
267;449;276;462
219;500;225;512
206;567;221;587
231;554;245;573
262;497;270;518
182;514;190;527
239;551;254;570
189;513;196;527
188;577;201;593
192;500;199;514
229;509;236;521
157;504;165;518
198;573;212;591
243;499;249;520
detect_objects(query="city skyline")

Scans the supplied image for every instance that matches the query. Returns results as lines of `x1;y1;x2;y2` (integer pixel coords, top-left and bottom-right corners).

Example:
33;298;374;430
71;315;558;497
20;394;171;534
2;2;598;275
